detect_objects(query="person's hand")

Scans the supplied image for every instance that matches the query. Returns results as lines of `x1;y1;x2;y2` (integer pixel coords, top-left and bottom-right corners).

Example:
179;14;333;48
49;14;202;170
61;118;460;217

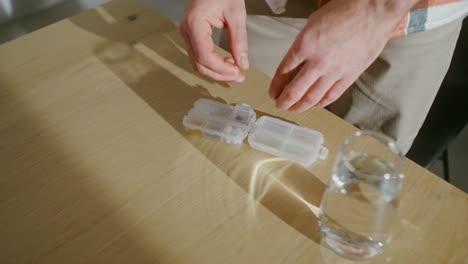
270;0;405;112
180;0;249;83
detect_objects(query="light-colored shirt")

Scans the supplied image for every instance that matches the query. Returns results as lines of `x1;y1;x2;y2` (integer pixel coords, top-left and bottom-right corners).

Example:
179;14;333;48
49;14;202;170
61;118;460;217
265;0;468;38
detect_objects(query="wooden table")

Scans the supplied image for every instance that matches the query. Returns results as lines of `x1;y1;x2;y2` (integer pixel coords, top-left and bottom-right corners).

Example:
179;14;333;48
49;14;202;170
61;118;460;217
0;0;466;263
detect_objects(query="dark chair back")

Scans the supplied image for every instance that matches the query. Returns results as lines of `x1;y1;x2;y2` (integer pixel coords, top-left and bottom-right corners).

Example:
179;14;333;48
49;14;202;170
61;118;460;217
407;18;468;169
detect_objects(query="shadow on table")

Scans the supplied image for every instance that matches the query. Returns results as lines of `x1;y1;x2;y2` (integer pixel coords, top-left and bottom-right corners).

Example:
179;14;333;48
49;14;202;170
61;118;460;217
0;12;160;264
68;3;327;246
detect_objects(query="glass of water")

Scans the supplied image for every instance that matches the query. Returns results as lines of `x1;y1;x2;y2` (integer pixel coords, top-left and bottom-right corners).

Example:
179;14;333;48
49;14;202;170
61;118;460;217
319;131;405;260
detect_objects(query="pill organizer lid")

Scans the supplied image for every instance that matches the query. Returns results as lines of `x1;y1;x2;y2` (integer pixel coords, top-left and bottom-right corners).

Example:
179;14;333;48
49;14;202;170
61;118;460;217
183;99;328;165
248;116;328;165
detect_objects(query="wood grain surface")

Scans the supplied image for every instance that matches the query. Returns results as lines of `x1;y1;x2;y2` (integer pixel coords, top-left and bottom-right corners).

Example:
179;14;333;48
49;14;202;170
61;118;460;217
0;0;466;263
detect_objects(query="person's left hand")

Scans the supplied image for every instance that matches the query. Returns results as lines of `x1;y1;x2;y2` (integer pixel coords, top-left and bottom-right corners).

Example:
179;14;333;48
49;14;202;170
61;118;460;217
269;0;403;112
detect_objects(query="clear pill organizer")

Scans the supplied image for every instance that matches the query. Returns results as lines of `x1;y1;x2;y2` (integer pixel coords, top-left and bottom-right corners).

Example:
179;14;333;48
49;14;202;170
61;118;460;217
183;99;329;166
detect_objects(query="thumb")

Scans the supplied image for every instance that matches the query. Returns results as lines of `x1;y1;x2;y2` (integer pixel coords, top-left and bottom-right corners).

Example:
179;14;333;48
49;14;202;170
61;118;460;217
226;11;249;70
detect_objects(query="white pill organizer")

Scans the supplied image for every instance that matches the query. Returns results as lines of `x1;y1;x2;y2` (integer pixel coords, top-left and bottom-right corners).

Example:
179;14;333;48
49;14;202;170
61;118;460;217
182;99;329;166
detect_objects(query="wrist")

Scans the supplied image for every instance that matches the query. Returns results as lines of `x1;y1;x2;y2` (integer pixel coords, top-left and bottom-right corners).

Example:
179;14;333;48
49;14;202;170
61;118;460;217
370;0;421;31
383;0;421;17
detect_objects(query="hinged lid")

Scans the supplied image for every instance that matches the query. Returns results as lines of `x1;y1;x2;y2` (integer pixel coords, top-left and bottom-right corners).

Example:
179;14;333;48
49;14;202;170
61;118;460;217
183;99;328;165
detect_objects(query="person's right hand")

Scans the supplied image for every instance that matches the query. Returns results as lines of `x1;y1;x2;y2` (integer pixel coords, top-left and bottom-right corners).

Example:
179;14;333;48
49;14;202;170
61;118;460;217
180;0;249;83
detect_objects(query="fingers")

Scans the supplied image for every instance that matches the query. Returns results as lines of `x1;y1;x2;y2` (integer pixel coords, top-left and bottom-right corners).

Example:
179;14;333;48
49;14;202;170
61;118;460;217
275;61;324;110
225;11;249;70
180;28;198;69
289;76;338;112
317;78;353;107
269;46;307;99
189;21;241;75
181;28;242;82
269;62;303;100
180;16;244;82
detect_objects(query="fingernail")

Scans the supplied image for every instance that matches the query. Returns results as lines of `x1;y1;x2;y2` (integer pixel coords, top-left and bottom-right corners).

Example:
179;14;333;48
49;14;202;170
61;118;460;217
234;75;245;83
226;57;236;65
240;54;249;70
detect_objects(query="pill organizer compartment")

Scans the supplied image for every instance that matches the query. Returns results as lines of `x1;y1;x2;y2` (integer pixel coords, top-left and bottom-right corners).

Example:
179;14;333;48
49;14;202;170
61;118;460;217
182;99;256;144
248;116;328;166
183;99;328;165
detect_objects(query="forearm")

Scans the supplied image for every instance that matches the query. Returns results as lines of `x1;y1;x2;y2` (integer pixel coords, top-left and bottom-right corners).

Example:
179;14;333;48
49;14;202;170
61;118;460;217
319;0;422;38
